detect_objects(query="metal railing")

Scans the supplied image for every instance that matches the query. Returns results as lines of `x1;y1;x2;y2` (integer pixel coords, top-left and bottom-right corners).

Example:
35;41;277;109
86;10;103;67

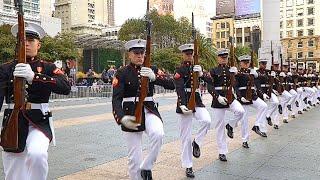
50;85;175;99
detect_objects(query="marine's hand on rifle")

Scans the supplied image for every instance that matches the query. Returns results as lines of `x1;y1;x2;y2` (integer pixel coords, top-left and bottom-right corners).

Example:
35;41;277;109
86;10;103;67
179;105;192;115
270;71;276;77
250;69;258;78
217;95;228;105
13;63;35;84
121;115;140;130
263;93;270;100
229;67;238;74
140;67;156;82
279;72;286;77
240;97;250;103
193;65;203;77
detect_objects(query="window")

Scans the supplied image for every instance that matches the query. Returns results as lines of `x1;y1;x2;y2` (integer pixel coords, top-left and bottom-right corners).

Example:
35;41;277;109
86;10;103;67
226;22;230;29
287;30;293;37
280;21;283;28
245;36;251;43
286;9;293;17
297;30;303;37
308;40;314;47
286;0;293;6
308;29;314;36
221;41;226;48
297;52;303;58
237;37;242;44
296;0;304;5
297;19;303;27
221;31;226;38
308;51;314;58
221;22;226;29
308;7;314;15
287;20;293;28
307;0;314;4
216;42;221;48
216;32;220;38
280;32;283;38
297;41;303;48
296;8;303;16
308;18;314;26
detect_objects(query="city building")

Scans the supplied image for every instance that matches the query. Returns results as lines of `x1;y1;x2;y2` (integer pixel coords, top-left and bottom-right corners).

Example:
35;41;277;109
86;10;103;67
101;25;121;40
280;0;320;70
150;0;174;16
54;0;115;35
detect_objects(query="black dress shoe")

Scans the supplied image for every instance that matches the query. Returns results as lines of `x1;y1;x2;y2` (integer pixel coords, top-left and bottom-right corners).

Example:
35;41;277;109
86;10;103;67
303;108;307;111
295;101;299;107
141;170;153;180
303;98;308;104
308;101;312;106
313;104;316;107
219;154;227;161
318;97;320;101
266;117;273;126
226;124;233;139
274;125;279;129
242;142;249;148
283;119;288;123
261;132;267;137
278;105;283;114
185;167;195;178
298;111;303;114
192;140;200;158
252;126;264;137
287;105;292;111
291;115;296;118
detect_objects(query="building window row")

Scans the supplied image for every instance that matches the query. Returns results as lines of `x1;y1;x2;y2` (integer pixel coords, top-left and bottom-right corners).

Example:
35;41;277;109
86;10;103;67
216;22;230;30
297;51;314;58
284;0;314;7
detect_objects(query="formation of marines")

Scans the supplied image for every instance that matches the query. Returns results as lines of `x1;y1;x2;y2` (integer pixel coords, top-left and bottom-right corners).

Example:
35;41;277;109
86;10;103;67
0;17;320;180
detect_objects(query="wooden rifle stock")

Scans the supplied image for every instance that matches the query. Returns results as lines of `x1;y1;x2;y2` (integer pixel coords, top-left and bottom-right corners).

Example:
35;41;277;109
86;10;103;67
187;13;198;111
226;37;235;104
246;50;255;101
134;0;151;124
1;0;26;151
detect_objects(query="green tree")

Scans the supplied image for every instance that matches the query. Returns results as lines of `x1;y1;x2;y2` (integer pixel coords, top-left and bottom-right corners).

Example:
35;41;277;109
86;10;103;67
152;48;181;73
0;24;16;63
235;45;258;67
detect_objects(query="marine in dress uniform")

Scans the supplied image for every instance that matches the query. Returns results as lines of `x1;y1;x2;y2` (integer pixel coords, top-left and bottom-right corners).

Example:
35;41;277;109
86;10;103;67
173;44;211;178
235;55;268;149
255;58;280;131
0;23;71;180
205;49;245;162
111;39;175;180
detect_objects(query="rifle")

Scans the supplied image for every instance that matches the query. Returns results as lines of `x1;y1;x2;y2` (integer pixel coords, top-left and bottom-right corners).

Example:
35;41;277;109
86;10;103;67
0;0;26;151
134;0;152;124
277;53;284;94
267;41;275;97
187;12;199;111
246;48;255;101
226;36;236;104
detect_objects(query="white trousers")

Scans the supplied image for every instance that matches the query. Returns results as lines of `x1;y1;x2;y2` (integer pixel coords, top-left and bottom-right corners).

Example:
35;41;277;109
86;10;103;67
279;90;293;120
297;87;305;112
241;98;268;142
264;92;280;128
179;107;211;168
125;108;164;180
2;126;50;180
212;100;245;154
288;89;298;116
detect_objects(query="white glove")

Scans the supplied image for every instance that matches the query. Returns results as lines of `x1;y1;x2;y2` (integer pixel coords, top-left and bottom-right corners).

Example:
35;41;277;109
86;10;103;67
308;74;313;78
193;65;203;77
217;95;228;105
121;115;140;130
287;72;292;76
263;93;270;100
241;97;250;103
250;69;258;78
270;71;276;77
140;67;156;82
303;74;308;78
279;72;286;77
13;63;35;84
229;66;238;74
179;105;192;115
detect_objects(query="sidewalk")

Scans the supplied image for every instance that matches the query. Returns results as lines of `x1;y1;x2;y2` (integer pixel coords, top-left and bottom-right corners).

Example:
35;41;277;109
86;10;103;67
196;107;320;180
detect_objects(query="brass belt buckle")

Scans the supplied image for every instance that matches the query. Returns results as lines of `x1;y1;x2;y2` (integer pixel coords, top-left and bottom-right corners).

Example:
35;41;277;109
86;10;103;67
25;102;32;110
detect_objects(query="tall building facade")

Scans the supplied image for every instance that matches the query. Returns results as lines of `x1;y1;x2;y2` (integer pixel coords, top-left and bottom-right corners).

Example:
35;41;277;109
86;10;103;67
55;0;115;35
150;0;174;15
280;0;320;70
0;0;41;25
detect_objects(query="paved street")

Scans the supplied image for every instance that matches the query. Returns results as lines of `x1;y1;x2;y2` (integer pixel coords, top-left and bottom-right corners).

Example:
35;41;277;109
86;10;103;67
0;93;320;180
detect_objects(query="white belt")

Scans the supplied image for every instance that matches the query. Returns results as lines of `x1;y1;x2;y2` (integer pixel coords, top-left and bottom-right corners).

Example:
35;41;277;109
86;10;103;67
122;96;154;102
261;84;270;87
185;88;200;93
7;103;49;110
215;87;227;90
239;87;255;90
